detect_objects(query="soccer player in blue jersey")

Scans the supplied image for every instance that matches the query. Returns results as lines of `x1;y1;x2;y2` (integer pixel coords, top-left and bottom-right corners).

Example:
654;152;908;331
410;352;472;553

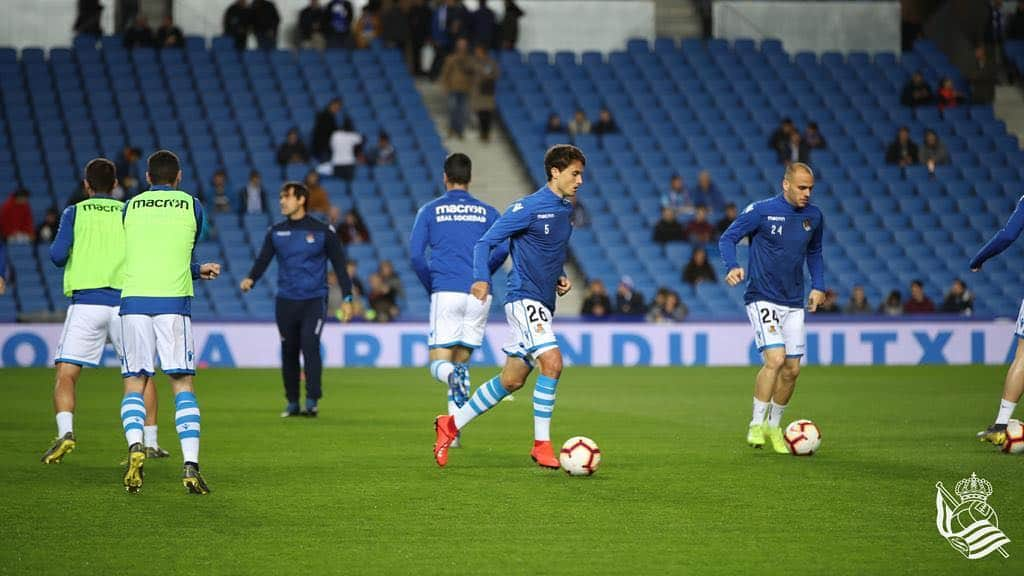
719;162;826;454
241;182;354;418
409;153;508;447
970;195;1024;445
432;144;584;469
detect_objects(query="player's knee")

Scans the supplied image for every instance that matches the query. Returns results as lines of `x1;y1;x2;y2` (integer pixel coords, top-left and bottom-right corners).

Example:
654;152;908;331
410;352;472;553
500;372;526;392
762;353;785;372
782;363;801;381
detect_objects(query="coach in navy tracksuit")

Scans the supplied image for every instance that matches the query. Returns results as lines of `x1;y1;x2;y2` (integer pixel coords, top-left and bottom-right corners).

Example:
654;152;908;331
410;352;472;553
241;181;353;417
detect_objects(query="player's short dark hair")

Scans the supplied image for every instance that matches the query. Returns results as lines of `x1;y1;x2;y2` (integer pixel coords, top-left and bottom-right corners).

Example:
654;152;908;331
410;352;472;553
444;153;472;185
84;158;117;194
544;144;587;181
281;181;308;206
911;279;923;289
147;150;181;185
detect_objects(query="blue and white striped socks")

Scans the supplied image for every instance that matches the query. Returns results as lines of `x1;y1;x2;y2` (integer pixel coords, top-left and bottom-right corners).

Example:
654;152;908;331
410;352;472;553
175;391;201;464
120;392;146;446
533;375;558;442
430;360;455;384
453;376;508;429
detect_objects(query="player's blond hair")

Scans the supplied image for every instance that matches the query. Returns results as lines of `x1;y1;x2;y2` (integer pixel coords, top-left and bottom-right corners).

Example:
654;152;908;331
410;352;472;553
784;162;814;181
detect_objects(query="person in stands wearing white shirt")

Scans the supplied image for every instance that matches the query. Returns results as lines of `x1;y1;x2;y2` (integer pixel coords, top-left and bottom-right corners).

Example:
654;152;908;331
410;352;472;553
329;119;363;181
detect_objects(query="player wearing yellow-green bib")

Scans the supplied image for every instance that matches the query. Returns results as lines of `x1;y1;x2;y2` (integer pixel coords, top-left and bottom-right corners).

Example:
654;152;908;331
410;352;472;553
42;159;169;464
118;150;221;495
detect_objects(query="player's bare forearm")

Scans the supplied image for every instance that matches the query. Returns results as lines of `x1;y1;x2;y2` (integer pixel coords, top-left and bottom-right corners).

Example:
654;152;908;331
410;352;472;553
470;281;490;302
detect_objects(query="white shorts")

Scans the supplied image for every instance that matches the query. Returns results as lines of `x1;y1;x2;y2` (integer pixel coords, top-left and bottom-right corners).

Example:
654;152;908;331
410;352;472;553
745;301;806;357
120;314;196;377
428;291;492;349
1016;300;1024;338
502;299;558;363
54;304;123;367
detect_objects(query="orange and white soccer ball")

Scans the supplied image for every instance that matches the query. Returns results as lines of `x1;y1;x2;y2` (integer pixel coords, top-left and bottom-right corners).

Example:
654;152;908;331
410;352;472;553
1002;419;1024;454
559;436;601;476
784;419;821;456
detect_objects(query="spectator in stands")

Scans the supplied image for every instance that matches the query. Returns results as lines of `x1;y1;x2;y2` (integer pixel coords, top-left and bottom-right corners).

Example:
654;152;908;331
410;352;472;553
299;0;328;50
935;77;963;111
900;71;933;107
251;0;281;49
277;128;310;166
615;276;646;316
545;113;566;134
918;129;949;173
844;285;872;314
985;0;1007;76
0;188;34;243
354;0;383;49
941;278;974;316
969;45;998;105
208;169;233;213
903;279;935;313
817;289;840;313
36;208;59;245
224;0;251;50
430;0;469;79
647;288;687;323
441;37;475;139
155;15;184;49
381;0;412;59
408;0;432;76
74;0;104;37
692;170;722;213
1009;2;1024;40
472;44;499;142
346;259;366;297
581;279;612;318
500;0;525;50
685;205;715;245
367;272;399;322
767;117;795;152
328;270;365;321
803;122;827;149
880;290;903;316
312;98;345;162
885;126;918;167
365;132;396;165
471;0;498;49
330;119;363;180
661;174;692;217
114;145;142;198
568;109;591;137
337;209;370;244
238;170;268;215
377;259;404;299
304;171;331;220
715;202;737;239
326;0;356;48
653;207;685;244
682;246;716;286
592;108;619;135
123;14;154;49
778;130;810;166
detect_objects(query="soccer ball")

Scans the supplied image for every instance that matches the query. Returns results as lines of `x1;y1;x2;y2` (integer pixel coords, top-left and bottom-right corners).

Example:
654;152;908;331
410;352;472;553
1002;419;1024;454
559;436;601;476
784;419;821;456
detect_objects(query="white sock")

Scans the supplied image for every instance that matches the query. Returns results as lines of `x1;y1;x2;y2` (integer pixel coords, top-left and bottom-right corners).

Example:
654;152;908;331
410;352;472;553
447;400;457;416
430;360;455;384
121;392;146;447
533;376;558;442
144;425;158;448
996;399;1018;425
768;401;788;428
56;411;73;437
750;398;769;426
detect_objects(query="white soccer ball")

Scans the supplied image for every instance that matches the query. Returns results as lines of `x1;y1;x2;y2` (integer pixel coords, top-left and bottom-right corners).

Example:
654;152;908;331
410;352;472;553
1002;419;1024;454
784;419;821;456
559;436;601;476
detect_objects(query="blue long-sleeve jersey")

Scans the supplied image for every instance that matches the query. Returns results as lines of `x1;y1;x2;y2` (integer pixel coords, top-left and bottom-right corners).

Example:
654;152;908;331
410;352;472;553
719;194;825;308
248;215;352;300
473;186;573;311
50;197;122;306
970;195;1024;270
409;189;507;294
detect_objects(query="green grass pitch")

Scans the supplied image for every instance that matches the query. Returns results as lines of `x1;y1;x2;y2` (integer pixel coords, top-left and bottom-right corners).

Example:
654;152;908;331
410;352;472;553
1;365;1022;574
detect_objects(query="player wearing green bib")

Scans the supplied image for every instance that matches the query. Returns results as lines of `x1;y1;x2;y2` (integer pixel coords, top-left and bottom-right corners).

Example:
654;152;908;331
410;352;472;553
118;150;221;495
43;159;168;464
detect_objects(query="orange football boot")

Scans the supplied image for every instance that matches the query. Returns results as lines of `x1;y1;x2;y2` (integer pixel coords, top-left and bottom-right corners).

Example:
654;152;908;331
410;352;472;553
433;415;458;467
530;440;560;469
